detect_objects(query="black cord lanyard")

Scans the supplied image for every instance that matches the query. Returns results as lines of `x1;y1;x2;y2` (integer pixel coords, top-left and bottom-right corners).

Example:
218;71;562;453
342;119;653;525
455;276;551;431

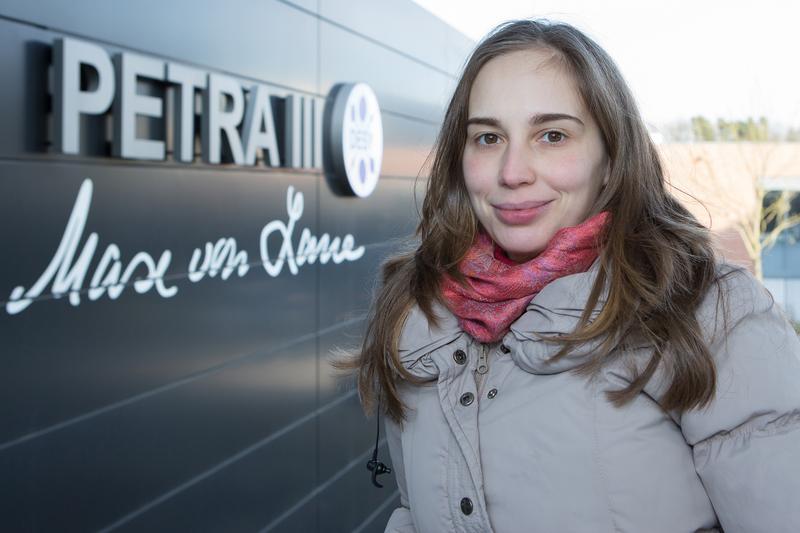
366;397;392;488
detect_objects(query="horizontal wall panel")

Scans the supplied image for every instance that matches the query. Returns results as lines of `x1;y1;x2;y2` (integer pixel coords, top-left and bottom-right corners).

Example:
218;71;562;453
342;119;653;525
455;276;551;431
266;440;397;533
316;443;398;532
319;175;419;252
0;0;319;94
317;173;428;333
381;113;439;179
113;424;319;532
318;390;376;481
320;18;456;124
0;337;321;531
317;241;415;335
319;0;473;76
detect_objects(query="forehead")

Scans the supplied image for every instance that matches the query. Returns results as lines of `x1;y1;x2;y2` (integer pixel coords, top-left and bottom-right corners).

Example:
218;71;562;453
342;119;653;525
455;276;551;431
468;48;585;118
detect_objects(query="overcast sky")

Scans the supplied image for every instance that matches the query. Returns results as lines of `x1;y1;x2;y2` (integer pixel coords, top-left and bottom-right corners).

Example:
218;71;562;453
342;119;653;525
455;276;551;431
411;0;800;130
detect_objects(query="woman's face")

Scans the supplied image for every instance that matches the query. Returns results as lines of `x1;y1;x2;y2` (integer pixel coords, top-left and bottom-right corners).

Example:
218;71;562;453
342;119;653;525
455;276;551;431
462;48;609;262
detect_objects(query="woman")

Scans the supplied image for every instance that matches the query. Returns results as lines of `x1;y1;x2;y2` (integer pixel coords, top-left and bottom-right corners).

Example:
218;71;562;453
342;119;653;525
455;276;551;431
348;20;800;532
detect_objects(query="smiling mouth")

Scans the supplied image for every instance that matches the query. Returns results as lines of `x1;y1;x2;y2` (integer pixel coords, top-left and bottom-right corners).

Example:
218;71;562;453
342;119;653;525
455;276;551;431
492;200;553;225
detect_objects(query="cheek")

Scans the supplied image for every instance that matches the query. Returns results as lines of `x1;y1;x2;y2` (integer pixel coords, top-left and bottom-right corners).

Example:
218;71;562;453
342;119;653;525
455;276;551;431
543;154;601;192
462;152;492;195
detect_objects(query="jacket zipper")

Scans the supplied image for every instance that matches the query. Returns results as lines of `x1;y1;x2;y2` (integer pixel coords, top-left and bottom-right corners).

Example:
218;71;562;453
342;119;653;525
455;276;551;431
475;343;489;395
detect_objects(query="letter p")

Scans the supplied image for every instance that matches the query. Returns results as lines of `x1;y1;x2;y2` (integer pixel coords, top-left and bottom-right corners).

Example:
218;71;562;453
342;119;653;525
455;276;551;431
53;38;115;154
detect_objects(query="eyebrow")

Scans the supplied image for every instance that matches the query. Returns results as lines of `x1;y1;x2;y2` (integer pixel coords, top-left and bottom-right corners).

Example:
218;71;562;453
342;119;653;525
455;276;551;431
466;113;585;128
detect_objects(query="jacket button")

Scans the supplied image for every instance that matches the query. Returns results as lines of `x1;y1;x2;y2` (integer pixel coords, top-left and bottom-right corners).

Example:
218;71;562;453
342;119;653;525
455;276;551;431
459;392;474;406
500;344;510;354
487;388;497;399
453;349;467;365
460;497;473;515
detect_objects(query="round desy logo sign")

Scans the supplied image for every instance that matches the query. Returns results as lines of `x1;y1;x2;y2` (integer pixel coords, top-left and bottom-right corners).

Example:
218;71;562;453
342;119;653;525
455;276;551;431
325;83;383;198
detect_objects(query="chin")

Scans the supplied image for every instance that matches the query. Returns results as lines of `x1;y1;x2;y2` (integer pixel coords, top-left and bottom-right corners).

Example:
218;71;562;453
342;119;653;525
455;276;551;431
507;250;543;262
500;241;546;262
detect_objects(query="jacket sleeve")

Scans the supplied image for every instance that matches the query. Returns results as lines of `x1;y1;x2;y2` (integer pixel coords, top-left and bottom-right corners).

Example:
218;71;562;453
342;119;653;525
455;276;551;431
680;268;800;533
383;415;418;533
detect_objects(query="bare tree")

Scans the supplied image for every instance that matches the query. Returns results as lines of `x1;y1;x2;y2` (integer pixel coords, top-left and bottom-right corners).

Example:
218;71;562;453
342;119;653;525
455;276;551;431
742;189;800;280
661;142;800;280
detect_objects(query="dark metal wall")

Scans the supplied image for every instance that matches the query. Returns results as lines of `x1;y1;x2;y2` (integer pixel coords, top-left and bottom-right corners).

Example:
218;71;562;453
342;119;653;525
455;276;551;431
0;1;473;531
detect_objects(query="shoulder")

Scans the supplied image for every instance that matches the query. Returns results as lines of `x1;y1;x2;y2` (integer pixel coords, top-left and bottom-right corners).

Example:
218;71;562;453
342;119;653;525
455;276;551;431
695;261;778;344
697;261;800;396
681;261;800;444
695;263;797;354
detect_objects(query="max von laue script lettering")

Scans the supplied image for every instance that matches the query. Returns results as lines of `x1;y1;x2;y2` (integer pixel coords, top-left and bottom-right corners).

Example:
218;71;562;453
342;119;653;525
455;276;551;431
6;179;365;315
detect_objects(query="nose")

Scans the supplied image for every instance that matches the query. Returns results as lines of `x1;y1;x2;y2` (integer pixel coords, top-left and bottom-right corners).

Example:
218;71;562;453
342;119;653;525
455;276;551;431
498;140;535;188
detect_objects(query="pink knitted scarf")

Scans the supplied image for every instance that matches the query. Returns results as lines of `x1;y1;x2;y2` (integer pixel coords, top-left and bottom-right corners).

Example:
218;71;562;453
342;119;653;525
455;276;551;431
440;211;610;343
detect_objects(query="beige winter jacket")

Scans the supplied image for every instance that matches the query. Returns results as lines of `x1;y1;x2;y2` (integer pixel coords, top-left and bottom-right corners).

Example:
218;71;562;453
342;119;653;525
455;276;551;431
384;260;800;533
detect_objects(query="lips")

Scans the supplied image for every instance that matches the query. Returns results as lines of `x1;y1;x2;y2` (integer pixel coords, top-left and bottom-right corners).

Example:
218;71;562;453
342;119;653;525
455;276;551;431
492;200;553;225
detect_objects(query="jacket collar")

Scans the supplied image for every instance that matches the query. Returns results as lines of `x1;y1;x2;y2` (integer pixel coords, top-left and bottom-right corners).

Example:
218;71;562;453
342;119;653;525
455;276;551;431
398;258;608;379
397;301;464;380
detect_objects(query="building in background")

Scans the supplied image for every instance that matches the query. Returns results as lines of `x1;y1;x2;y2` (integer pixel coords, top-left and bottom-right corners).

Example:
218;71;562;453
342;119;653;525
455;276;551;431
659;142;800;322
761;177;800;322
0;1;472;531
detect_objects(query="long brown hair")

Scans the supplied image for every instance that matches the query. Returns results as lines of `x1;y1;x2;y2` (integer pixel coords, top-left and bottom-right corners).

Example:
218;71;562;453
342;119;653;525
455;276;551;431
341;19;737;424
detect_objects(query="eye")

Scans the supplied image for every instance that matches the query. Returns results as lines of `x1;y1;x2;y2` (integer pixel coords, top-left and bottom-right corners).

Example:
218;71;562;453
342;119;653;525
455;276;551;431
541;130;566;144
476;133;501;145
